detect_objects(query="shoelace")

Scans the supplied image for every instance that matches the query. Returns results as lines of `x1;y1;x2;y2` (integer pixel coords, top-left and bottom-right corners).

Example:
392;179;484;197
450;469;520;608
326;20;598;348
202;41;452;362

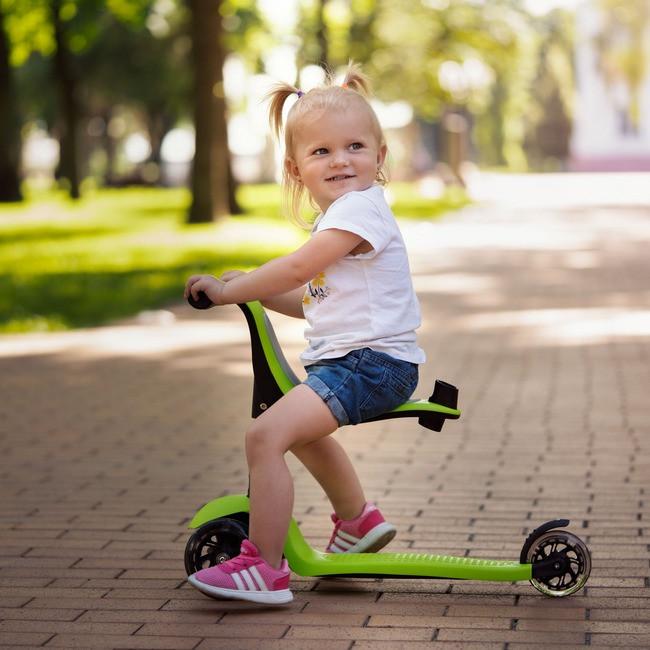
327;521;343;548
223;551;256;570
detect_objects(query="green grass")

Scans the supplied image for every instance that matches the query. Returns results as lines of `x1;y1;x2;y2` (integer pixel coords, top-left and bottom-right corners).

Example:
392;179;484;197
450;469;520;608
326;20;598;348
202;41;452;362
390;182;469;219
0;183;468;333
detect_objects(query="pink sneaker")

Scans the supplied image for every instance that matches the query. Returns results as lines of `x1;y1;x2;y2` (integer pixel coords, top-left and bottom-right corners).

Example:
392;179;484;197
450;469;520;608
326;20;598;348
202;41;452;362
187;539;292;604
326;503;396;553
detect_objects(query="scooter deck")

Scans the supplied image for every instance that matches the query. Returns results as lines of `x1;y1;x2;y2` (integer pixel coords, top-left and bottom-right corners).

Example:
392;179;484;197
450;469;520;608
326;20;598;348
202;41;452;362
190;495;532;583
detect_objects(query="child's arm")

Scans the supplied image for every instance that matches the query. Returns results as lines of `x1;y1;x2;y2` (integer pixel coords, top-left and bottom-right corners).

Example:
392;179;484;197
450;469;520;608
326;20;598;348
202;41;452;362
261;287;306;318
221;271;305;317
185;229;364;307
194;270;305;318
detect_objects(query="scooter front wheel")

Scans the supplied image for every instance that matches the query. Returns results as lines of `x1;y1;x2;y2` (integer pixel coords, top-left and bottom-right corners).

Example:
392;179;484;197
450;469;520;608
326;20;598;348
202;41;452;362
526;529;591;597
184;516;249;576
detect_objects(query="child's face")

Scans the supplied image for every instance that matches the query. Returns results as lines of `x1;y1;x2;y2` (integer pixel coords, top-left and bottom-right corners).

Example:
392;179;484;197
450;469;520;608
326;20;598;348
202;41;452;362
286;107;387;213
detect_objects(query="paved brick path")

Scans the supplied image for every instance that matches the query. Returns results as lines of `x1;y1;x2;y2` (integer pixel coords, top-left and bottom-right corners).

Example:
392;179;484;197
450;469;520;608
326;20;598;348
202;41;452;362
1;173;649;648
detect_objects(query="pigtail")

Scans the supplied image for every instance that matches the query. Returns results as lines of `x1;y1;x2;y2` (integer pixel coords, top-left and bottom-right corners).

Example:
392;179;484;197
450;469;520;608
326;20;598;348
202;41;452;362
265;61;384;229
340;60;372;97
264;82;301;139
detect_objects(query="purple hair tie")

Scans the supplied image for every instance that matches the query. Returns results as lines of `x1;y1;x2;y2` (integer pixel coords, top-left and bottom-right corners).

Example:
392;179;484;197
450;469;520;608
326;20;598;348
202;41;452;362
296;90;304;98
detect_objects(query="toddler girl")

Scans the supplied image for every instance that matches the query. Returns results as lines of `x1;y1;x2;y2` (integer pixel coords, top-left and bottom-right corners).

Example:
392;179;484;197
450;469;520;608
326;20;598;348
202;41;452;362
184;62;425;604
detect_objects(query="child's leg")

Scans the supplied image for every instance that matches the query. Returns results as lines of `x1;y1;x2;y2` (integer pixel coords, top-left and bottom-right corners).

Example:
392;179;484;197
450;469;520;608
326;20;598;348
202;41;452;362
245;384;339;569
291;436;396;554
290;436;366;520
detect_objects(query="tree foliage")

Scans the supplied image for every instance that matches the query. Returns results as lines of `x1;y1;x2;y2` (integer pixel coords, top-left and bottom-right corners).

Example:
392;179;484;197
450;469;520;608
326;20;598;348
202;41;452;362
3;0;266;211
593;0;650;131
3;0;158;197
295;0;541;168
522;9;574;169
1;0;586;204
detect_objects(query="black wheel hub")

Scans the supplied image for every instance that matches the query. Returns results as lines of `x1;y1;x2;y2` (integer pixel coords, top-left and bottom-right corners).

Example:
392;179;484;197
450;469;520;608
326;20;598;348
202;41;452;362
530;535;584;590
184;517;249;576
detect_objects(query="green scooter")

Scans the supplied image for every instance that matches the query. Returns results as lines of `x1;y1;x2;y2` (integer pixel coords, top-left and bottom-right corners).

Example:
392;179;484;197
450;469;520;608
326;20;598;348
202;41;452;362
185;295;591;598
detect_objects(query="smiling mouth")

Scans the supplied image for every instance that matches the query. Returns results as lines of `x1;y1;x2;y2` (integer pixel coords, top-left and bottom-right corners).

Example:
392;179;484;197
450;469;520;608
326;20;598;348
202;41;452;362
326;174;356;182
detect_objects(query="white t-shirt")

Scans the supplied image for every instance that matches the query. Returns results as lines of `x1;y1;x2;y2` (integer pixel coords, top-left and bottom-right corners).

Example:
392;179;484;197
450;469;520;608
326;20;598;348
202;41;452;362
301;185;426;366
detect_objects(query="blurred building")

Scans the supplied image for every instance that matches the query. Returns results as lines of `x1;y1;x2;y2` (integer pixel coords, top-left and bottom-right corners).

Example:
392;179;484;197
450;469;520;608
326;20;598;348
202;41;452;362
571;3;650;170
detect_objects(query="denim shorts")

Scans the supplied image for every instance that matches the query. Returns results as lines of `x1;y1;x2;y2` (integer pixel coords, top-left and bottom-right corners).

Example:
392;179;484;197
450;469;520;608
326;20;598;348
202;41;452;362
303;348;419;426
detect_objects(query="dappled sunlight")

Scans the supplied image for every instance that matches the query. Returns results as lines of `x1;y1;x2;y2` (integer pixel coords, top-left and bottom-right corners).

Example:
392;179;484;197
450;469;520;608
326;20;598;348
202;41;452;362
0;306;309;380
467;172;650;209
413;273;498;294
561;250;601;270
413;272;507;310
452;307;650;346
401;214;600;254
220;360;260;378
0;319;249;360
413;272;500;295
127;216;307;250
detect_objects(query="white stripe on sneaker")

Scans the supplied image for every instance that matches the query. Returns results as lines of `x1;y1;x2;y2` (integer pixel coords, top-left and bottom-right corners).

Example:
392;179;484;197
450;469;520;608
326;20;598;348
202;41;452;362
240;569;257;591
334;536;355;550
249;565;268;591
329;543;346;553
336;530;360;544
231;572;246;591
228;567;269;592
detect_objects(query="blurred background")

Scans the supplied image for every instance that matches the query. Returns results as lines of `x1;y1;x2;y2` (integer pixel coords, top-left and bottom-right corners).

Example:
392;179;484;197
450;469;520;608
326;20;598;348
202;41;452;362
0;0;649;333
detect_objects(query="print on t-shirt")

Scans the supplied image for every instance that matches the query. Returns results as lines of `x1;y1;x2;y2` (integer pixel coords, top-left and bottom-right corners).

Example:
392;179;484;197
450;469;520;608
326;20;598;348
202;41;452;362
304;272;330;305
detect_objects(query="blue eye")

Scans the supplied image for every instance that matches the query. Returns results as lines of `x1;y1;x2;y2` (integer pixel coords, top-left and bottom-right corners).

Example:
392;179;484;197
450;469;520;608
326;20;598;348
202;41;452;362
350;142;364;150
313;148;328;155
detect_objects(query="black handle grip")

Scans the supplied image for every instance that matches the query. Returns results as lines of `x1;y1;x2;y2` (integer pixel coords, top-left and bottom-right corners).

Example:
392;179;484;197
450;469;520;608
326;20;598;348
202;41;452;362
187;291;214;310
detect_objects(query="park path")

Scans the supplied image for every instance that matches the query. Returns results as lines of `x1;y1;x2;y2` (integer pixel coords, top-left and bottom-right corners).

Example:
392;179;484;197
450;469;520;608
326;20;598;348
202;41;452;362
1;172;649;648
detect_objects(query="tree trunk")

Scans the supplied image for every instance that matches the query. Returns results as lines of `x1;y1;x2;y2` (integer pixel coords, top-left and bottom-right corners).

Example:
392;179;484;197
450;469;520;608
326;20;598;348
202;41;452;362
51;0;81;199
227;163;241;214
146;113;167;168
145;111;174;185
0;6;22;202
188;0;239;223
100;108;117;186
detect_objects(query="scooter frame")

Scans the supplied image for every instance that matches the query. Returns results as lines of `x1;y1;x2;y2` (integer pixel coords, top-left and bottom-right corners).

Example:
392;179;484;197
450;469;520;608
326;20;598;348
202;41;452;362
185;297;591;598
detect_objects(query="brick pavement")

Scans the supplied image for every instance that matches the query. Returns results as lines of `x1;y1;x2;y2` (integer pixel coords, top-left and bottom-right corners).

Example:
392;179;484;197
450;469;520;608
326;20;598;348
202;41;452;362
1;173;649;648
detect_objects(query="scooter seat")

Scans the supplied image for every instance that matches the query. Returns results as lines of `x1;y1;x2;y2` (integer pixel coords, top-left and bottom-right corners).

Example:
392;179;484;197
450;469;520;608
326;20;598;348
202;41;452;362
239;301;460;431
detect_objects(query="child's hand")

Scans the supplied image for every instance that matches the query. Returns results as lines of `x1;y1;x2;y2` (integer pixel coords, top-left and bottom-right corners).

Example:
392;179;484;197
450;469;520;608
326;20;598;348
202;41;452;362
184;274;227;306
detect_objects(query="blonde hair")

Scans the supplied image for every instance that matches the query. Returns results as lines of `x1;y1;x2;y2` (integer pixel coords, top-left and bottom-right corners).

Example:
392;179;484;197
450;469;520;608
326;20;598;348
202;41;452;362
265;62;388;228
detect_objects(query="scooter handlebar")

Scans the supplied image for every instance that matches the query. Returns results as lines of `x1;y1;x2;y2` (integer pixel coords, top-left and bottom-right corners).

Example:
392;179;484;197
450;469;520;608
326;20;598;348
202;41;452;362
187;291;214;310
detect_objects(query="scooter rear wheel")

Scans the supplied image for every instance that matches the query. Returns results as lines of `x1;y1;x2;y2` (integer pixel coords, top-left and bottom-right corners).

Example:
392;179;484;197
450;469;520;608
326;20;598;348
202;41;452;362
526;529;591;597
184;517;249;576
